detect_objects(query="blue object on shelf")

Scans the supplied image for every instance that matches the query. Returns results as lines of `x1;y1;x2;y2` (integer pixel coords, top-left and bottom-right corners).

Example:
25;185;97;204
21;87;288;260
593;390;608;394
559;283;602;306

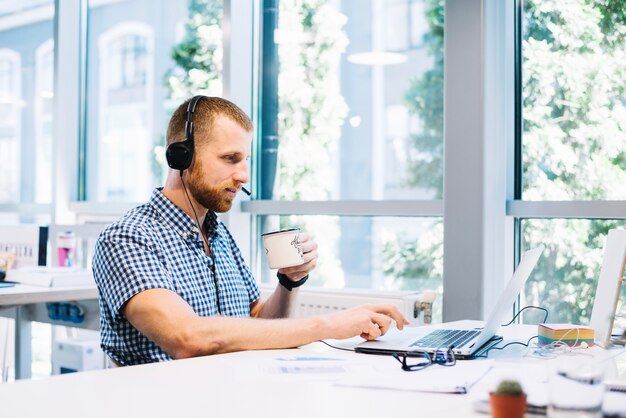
46;302;84;323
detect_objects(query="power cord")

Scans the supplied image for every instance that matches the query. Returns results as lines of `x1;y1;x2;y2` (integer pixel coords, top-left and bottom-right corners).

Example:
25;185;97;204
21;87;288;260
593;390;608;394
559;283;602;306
475;335;539;358
502;305;549;327
471;306;550;331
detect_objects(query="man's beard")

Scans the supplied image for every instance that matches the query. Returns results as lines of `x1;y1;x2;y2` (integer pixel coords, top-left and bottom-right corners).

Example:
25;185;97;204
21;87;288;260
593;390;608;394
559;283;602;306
186;164;236;213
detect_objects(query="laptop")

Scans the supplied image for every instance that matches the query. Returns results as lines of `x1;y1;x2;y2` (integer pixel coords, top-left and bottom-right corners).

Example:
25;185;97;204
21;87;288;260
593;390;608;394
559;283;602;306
355;246;544;359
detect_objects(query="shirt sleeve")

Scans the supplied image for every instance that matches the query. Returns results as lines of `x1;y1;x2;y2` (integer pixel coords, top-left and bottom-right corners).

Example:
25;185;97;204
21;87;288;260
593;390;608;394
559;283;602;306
92;225;175;319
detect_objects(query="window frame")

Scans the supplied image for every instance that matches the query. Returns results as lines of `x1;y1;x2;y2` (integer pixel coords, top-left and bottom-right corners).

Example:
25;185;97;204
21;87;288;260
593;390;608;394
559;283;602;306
510;0;626;225
509;0;626;322
244;1;447;293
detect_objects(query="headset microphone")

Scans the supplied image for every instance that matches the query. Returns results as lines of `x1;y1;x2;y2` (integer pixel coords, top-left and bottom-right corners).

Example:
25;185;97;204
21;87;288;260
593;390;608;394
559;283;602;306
241;186;251;196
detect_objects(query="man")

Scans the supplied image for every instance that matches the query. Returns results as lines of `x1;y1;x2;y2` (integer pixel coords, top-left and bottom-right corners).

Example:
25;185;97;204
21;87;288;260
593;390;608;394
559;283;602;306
92;96;408;366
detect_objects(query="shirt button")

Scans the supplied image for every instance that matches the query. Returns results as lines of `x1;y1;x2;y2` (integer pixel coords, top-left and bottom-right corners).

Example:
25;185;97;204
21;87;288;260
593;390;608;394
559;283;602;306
190;227;199;234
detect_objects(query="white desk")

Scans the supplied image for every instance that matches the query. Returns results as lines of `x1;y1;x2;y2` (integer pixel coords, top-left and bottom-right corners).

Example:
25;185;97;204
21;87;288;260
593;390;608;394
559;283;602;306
0;323;623;418
0;284;99;379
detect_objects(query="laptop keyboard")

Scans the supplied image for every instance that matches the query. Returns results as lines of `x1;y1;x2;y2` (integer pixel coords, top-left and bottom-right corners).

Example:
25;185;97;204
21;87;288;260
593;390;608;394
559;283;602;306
410;329;480;349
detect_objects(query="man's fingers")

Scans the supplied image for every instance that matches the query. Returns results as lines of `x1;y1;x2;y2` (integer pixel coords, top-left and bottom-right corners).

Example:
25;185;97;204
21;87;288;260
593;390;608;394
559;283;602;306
278;253;318;279
302;250;318;264
366;304;410;329
280;254;317;273
362;321;382;340
299;239;317;255
371;313;392;335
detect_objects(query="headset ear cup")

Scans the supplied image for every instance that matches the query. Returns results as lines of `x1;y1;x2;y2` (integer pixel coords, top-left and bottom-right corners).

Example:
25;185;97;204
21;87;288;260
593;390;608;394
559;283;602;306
166;141;193;171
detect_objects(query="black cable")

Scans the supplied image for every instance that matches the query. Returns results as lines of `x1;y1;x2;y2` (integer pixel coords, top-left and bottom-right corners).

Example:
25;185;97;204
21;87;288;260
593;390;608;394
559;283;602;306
318;340;356;352
180;171;222;315
502;305;548;327
476;335;538;358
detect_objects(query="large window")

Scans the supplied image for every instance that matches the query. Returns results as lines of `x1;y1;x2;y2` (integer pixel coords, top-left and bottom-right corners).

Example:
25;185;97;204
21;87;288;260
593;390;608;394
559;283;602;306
0;1;54;223
84;0;221;202
242;0;444;320
35;39;54;204
0;1;55;379
518;0;626;324
0;49;21;203
96;22;153;201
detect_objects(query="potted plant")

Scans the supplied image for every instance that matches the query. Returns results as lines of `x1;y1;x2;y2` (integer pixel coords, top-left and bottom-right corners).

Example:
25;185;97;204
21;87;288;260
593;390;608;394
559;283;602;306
489;379;527;418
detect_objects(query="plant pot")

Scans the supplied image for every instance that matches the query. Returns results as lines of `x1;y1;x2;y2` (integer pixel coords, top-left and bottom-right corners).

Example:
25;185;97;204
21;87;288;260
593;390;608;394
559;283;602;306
489;392;527;418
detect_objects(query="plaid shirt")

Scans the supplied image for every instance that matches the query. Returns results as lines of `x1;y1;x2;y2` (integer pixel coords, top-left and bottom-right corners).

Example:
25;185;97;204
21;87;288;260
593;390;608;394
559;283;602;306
92;188;260;365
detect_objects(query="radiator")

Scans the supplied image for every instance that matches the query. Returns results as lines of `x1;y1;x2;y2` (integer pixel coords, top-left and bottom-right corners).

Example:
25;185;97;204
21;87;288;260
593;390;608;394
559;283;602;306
258;284;435;325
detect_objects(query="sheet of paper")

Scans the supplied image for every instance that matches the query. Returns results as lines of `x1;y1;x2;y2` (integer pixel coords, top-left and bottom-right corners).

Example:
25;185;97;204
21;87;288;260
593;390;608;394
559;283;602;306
471;363;549;407
262;356;376;378
336;359;494;394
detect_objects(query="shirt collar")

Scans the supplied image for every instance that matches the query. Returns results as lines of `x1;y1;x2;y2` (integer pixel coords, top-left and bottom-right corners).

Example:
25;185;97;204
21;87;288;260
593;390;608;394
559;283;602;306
149;188;220;241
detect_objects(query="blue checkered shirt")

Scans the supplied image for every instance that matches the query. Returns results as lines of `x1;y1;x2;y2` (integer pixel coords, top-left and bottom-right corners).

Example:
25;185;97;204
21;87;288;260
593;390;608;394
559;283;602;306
92;188;260;365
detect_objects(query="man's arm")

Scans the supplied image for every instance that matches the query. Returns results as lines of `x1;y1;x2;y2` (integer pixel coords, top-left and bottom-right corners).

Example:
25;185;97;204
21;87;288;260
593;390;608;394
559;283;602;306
251;232;317;319
123;288;409;359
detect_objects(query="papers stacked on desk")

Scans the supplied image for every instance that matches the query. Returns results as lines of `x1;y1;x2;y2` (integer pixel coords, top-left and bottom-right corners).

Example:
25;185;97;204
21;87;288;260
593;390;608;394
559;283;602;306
5;266;95;287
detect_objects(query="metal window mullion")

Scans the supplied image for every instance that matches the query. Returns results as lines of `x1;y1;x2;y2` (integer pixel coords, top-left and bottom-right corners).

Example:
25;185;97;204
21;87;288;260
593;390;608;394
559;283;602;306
508;200;626;219
240;200;444;217
53;0;84;225
513;0;523;200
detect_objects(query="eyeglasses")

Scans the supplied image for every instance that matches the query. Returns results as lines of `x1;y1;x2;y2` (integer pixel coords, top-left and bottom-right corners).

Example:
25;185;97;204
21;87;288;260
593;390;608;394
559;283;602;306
392;347;456;372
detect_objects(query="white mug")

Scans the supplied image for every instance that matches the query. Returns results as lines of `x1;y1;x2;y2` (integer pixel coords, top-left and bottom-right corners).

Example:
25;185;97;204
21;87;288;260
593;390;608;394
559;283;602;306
262;228;304;269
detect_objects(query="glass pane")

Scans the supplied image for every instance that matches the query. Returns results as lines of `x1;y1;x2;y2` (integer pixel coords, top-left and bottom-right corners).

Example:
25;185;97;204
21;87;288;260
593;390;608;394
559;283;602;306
522;0;626;200
522;219;626;325
0;1;55;204
256;215;443;322
85;0;223;202
259;0;444;201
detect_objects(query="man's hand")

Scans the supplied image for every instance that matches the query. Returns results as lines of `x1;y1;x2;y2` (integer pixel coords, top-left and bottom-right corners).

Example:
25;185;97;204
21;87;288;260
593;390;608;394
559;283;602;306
321;304;411;341
277;232;318;282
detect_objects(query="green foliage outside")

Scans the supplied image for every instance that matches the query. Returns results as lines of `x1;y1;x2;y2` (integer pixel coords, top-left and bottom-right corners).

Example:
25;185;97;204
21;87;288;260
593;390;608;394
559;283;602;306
275;0;349;287
384;0;626;324
403;0;444;199
157;0;223;185
522;0;626;324
381;0;444;292
166;0;222;100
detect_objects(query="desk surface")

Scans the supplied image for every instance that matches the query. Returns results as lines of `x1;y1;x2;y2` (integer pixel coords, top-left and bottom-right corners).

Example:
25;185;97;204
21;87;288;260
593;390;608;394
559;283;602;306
0;322;624;418
0;283;99;380
0;284;97;307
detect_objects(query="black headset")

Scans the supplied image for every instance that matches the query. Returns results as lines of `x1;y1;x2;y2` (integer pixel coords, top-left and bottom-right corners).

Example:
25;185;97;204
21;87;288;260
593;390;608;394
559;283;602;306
165;95;206;171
